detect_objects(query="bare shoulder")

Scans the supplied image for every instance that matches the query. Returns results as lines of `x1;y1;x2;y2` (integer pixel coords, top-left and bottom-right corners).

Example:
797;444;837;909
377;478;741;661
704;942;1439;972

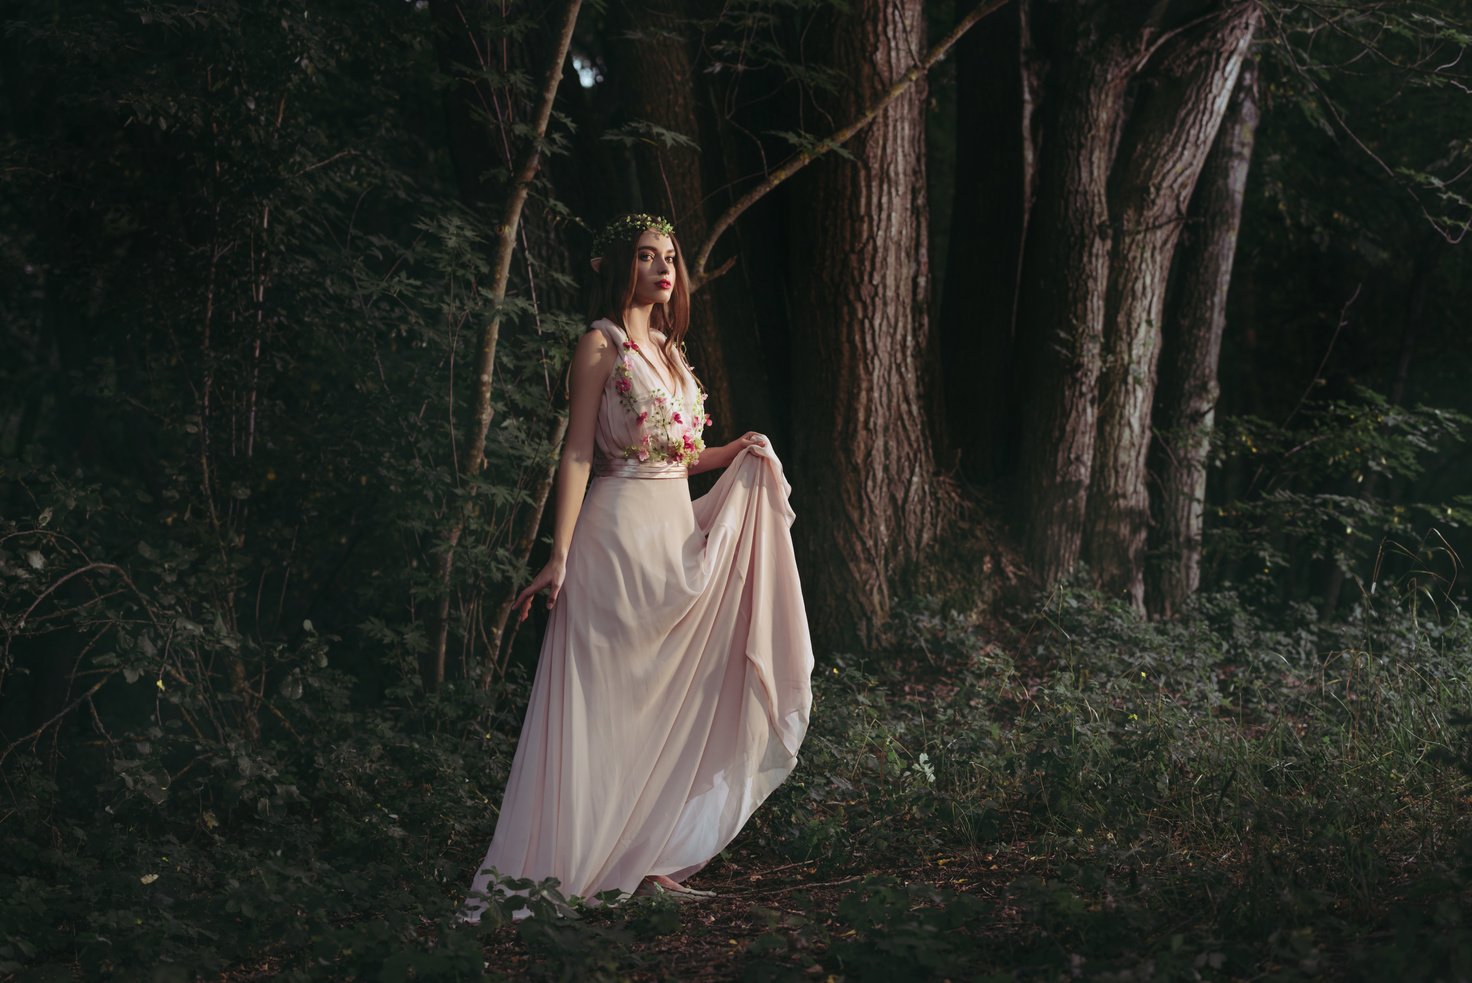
571;326;617;386
578;326;610;349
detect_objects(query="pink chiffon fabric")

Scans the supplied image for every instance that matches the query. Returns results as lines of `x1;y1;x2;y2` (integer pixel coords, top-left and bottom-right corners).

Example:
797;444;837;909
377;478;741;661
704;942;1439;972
460;319;813;921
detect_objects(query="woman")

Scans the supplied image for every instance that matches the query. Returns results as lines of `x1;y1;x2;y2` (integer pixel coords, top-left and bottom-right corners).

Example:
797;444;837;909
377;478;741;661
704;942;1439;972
459;213;813;921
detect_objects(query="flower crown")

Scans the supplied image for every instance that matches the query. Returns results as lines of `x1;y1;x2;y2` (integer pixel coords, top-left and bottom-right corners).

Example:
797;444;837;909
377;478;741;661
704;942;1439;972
592;212;676;259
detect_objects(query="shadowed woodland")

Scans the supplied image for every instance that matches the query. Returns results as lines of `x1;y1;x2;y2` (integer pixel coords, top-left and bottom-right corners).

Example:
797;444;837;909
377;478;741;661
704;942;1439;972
3;0;1472;979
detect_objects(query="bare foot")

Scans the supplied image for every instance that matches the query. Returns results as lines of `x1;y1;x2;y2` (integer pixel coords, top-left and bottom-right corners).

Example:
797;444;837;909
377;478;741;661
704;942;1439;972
639;874;716;898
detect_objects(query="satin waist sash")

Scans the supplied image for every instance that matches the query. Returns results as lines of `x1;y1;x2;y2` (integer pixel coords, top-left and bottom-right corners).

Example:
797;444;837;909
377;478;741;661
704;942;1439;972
593;458;689;480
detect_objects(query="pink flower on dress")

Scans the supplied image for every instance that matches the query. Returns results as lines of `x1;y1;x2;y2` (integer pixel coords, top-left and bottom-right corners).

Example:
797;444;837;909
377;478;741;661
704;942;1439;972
616;377;632;394
682;433;695;450
622;340;640;352
637;410;648;424
637;448;650;462
672;412;682;424
704;415;713;427
653;394;665;406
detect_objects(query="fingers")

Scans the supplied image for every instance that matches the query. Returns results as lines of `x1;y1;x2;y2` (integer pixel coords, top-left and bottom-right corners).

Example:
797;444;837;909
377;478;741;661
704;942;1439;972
515;579;541;607
514;576;541;623
515;567;564;622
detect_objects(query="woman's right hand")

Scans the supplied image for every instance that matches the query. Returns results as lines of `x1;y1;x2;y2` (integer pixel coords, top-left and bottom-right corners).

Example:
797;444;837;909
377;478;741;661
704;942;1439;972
513;557;567;623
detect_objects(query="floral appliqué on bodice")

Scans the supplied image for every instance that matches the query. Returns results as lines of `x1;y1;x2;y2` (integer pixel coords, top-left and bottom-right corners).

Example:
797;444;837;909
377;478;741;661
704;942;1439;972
612;338;710;468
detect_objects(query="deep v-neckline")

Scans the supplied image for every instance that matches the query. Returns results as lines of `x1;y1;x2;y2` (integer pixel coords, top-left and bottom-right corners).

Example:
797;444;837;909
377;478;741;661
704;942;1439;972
625;330;682;397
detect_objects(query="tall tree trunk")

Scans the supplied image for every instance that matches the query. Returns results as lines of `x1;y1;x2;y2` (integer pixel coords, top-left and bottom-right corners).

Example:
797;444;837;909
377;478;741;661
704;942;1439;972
1085;3;1257;610
1149;56;1260;618
689;2;1004;456
786;0;945;650
606;0;756;435
940;2;1029;483
695;93;781;443
1014;5;1147;587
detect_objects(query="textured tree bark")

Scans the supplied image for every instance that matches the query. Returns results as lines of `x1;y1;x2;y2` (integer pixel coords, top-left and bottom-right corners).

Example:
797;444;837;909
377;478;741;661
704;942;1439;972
1085;4;1258;610
1014;5;1146;588
786;0;946;650
694;90;781;444
940;3;1029;483
605;0;758;437
1149;56;1260;619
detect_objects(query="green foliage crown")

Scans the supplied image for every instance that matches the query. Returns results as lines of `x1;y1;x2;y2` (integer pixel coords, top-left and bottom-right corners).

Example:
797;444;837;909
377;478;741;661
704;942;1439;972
593;212;676;258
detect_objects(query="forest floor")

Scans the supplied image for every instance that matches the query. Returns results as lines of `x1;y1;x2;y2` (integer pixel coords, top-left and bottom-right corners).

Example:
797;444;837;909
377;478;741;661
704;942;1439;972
429;583;1472;982
11;585;1470;983
211;843;1028;982
464;846;1022;982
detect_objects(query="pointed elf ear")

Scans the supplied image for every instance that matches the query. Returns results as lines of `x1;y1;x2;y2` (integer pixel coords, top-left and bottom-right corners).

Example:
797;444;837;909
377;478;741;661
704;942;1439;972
590;256;603;273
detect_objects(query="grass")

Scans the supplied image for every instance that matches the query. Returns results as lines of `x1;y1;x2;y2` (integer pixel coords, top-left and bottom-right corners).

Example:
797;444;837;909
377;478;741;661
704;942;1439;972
439;584;1472;981
3;584;1470;981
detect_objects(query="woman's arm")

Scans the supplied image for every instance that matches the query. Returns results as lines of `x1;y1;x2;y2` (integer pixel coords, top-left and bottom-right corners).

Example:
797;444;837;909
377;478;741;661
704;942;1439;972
513;328;616;620
687;431;767;476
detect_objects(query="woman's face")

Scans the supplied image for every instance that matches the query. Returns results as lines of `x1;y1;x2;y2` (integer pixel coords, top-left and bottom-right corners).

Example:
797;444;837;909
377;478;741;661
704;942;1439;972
630;230;676;306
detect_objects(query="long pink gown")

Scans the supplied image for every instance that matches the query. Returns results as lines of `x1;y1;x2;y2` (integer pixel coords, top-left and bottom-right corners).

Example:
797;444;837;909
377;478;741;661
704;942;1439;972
460;318;813;921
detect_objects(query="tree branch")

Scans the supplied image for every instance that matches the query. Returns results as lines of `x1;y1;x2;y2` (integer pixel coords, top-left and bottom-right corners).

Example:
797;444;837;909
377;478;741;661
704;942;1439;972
426;0;583;688
687;0;1012;292
0;674;114;769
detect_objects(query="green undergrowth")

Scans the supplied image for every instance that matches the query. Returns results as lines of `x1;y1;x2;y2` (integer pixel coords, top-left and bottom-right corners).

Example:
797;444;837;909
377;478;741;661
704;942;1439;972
0;619;541;982
3;584;1471;981
736;582;1472;981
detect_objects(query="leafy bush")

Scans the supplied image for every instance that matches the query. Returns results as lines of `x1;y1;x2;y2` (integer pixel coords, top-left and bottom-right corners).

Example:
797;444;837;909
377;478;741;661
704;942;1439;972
1210;388;1471;599
737;577;1472;980
0;4;577;974
3;546;1469;979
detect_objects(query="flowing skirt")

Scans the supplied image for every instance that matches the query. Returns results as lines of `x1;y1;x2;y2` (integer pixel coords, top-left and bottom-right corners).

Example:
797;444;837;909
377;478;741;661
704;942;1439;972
461;444;813;920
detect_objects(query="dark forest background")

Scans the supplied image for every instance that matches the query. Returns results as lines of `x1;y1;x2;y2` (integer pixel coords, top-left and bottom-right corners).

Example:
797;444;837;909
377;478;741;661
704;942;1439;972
3;0;1472;979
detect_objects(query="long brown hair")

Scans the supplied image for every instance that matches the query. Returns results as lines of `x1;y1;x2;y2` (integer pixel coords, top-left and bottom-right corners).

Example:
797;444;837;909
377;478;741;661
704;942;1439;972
590;228;692;381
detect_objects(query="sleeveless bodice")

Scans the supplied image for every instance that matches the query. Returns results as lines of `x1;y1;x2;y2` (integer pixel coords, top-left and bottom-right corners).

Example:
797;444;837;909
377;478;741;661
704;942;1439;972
591;318;709;479
460;319;811;922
